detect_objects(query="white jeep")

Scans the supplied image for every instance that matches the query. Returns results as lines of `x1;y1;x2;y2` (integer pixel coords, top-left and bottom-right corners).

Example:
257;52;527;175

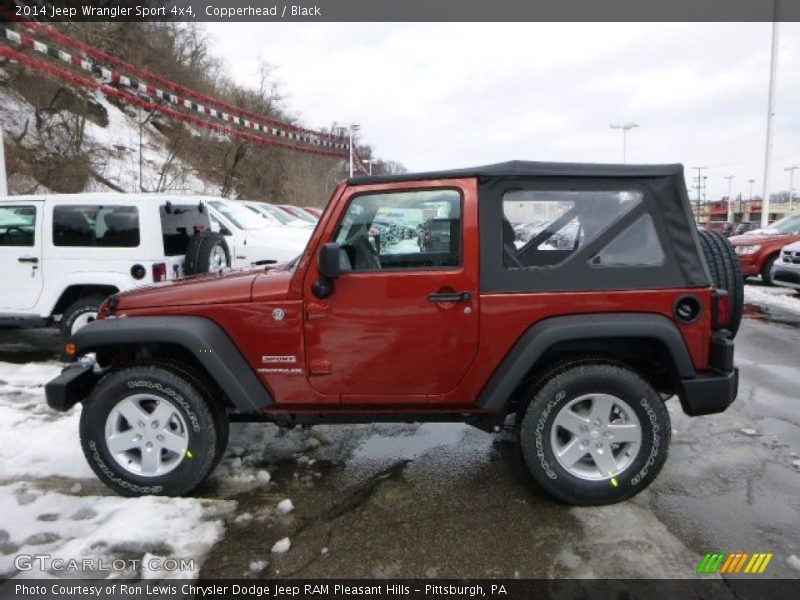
0;193;223;344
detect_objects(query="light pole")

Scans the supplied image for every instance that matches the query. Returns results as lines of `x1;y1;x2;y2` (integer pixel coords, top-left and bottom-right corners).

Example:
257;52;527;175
786;166;799;215
364;159;377;176
748;178;756;222
348;123;360;178
724;175;735;222
610;122;639;163
761;5;780;228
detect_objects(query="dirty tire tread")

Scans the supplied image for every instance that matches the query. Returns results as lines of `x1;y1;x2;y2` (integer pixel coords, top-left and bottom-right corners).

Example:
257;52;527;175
517;362;671;506
79;364;220;496
708;230;744;336
183;231;207;276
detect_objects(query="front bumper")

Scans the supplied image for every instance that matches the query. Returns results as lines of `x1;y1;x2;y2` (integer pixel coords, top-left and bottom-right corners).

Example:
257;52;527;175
45;362;100;412
736;254;759;276
773;266;800;290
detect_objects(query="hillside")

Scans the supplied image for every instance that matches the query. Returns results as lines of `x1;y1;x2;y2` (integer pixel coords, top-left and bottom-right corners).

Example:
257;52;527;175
0;22;399;205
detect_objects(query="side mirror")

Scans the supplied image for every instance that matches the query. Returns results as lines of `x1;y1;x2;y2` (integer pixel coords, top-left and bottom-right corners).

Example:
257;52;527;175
313;243;342;299
219;226;232;236
318;242;342;279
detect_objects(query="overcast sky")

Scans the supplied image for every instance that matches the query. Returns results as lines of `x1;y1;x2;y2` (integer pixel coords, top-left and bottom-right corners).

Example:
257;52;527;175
205;23;800;200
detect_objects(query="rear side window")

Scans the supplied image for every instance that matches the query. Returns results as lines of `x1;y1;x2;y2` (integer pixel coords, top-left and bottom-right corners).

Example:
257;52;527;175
53;205;139;247
0;205;36;246
160;203;212;256
502;190;642;268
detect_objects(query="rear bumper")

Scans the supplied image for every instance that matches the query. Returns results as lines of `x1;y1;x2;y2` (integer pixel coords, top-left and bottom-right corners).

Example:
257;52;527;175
45;362;99;412
677;332;738;416
678;368;739;416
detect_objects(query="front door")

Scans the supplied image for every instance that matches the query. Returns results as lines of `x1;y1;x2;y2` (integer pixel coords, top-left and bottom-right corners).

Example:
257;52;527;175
303;183;479;401
0;203;43;310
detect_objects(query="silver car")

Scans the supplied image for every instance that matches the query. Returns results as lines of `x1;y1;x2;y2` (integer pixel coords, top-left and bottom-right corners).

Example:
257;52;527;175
772;240;800;290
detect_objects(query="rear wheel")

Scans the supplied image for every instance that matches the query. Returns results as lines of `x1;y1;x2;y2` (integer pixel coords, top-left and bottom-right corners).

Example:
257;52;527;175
59;295;106;360
517;362;670;505
79;365;225;496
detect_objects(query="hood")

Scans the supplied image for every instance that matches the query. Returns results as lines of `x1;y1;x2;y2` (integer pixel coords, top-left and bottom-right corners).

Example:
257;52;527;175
728;233;798;246
114;269;259;311
251;268;294;302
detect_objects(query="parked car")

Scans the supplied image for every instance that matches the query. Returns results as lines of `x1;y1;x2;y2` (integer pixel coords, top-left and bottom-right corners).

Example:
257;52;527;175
734;221;760;235
241;201;311;229
48;161;739;505
729;214;800;285
704;221;736;237
772;240;800;290
277;204;318;225
0;193;217;343
205;199;311;267
303;207;322;218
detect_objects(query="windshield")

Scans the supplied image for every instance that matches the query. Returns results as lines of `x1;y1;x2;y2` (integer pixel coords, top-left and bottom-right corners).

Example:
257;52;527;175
283;205;317;224
259;203;295;225
209;200;267;230
761;214;800;235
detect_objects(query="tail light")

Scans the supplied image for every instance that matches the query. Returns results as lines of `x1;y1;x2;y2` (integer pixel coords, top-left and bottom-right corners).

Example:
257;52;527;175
153;262;168;282
712;289;730;330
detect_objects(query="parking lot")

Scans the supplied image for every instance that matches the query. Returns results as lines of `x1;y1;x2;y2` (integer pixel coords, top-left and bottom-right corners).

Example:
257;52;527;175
0;283;799;580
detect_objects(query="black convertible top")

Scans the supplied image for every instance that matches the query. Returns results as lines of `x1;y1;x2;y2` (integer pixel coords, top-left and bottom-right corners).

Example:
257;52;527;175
349;160;684;185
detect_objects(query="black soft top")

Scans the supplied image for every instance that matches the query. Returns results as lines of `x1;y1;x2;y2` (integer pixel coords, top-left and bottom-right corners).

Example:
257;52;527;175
349;161;683;185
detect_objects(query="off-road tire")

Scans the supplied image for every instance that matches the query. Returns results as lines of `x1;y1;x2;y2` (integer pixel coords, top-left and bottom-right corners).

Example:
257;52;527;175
79;365;225;496
761;254;778;287
184;231;230;275
59;295;106;359
517;362;670;505
151;359;230;469
698;229;744;336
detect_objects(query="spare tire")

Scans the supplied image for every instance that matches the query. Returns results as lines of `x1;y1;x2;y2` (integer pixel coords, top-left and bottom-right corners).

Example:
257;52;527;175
184;231;230;275
698;229;744;336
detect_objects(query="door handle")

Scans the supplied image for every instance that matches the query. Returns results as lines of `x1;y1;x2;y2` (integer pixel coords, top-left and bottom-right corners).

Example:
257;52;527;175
18;256;39;264
428;291;472;303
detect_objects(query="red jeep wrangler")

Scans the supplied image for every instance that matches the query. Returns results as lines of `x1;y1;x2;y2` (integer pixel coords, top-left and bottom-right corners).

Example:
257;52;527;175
46;162;741;505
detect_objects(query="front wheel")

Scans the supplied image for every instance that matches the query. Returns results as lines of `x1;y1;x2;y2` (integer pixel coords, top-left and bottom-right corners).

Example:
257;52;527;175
761;254;778;286
517;362;670;505
79;365;226;496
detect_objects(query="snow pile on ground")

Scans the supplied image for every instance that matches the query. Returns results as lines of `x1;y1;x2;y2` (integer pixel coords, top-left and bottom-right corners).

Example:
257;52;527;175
744;284;800;314
0;361;93;480
0;482;234;579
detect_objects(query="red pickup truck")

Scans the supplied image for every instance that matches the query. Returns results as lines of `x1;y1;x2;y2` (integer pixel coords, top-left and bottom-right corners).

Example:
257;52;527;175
46;162;741;505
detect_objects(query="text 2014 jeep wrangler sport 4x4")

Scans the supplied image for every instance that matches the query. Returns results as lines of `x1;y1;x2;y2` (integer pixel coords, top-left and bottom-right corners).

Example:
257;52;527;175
46;162;742;505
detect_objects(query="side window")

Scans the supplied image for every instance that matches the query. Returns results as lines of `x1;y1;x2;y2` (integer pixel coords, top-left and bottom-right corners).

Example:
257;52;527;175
502;190;642;268
334;189;461;270
0;205;36;247
53;205;140;247
590;214;665;267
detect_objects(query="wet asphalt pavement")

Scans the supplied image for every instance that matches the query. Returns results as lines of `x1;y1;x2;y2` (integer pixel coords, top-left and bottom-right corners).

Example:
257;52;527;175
1;287;799;580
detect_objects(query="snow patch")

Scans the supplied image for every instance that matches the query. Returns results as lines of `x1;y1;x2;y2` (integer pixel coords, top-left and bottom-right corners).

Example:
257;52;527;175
0;483;235;579
744;285;800;314
276;499;294;514
271;537;291;555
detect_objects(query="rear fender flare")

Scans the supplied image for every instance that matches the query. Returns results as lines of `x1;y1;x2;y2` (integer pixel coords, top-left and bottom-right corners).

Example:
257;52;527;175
476;313;696;411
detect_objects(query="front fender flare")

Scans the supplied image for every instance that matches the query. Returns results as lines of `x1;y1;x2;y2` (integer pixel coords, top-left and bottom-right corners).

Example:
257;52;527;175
70;316;273;412
476;313;696;411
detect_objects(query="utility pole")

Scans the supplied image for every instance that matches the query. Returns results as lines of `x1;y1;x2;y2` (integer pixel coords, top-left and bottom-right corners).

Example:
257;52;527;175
610;122;639;163
724;175;735;222
761;4;780;228
786;166;799;215
748;178;756;222
692;166;707;223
